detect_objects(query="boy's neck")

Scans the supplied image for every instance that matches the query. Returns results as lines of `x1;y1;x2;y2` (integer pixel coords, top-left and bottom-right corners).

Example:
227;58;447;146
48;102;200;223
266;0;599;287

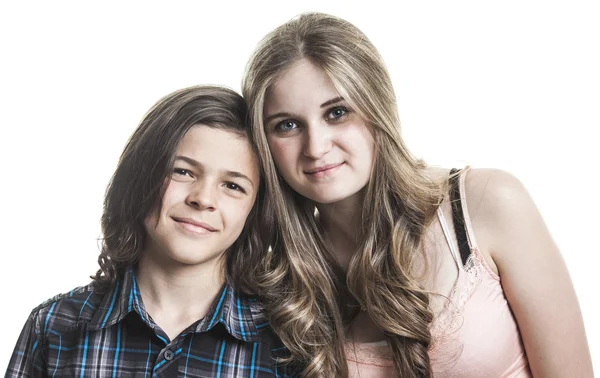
135;252;226;341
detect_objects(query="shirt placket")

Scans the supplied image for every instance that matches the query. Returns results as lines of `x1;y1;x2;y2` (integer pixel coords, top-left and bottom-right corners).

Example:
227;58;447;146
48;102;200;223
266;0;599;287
152;330;186;377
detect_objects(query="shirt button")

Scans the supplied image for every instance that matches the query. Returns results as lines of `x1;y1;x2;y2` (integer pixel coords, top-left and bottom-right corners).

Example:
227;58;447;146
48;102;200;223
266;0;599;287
164;349;174;361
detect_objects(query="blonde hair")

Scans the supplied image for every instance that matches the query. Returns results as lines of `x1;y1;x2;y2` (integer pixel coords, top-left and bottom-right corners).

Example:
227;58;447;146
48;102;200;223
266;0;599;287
243;13;444;377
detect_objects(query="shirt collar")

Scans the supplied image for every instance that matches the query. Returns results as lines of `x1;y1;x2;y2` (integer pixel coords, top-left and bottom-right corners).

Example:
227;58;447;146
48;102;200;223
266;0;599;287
195;282;267;343
87;268;266;343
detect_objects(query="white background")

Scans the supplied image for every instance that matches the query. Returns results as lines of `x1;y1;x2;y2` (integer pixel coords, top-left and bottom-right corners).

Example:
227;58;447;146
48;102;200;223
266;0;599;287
1;0;598;373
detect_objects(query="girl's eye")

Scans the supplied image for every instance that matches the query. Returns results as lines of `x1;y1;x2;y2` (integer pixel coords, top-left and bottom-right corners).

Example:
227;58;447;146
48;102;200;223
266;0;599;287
225;182;246;194
274;120;299;132
326;106;348;121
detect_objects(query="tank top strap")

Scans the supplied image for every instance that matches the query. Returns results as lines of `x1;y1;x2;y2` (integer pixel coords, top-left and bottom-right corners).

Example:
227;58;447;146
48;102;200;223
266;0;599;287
449;167;478;266
436;206;464;270
458;167;479;251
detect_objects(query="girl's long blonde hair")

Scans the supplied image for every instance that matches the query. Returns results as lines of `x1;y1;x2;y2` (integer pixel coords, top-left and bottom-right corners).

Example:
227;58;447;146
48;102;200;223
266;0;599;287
243;13;444;377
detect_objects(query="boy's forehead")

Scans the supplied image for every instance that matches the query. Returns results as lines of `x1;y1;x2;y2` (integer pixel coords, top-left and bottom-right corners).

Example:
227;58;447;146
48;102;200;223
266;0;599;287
177;126;258;179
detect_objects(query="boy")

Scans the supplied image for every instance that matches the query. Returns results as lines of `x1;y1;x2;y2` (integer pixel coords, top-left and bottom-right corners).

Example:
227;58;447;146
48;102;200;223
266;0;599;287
6;86;294;377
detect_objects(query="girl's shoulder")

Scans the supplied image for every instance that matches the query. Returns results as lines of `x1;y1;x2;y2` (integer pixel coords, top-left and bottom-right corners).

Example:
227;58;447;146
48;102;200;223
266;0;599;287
426;166;530;274
461;167;531;231
460;167;538;268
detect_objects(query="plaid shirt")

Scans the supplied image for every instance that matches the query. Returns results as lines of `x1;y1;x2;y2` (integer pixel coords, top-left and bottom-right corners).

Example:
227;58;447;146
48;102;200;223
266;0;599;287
6;269;298;377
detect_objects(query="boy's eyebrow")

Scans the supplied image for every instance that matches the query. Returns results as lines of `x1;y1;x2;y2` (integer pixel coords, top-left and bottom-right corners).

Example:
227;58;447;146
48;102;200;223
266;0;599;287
264;97;345;124
226;171;255;189
175;155;255;189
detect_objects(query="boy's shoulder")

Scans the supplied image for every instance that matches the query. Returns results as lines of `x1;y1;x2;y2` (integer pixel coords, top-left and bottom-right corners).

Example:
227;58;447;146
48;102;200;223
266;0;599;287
29;282;107;337
243;296;302;376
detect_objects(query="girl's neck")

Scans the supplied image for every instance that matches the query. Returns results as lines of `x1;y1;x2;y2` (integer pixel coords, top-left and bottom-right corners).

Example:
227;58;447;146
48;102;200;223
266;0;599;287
316;190;365;271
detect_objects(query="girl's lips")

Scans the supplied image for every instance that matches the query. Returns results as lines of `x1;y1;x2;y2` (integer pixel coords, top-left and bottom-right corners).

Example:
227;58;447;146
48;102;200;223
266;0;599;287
304;162;344;174
304;162;344;178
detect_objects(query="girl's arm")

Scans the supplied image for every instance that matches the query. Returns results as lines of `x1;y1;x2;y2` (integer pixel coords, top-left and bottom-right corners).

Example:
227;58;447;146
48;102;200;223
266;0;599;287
466;168;593;377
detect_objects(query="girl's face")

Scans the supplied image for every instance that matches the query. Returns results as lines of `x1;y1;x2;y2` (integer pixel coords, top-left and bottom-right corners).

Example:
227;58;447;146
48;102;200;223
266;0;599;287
144;125;259;269
264;59;375;205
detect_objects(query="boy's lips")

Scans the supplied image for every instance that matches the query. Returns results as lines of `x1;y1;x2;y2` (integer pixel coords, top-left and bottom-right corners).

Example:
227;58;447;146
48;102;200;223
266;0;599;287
171;217;217;233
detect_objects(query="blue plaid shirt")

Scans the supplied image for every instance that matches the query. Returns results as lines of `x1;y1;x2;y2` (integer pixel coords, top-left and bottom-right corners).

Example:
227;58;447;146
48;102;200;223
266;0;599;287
6;269;298;377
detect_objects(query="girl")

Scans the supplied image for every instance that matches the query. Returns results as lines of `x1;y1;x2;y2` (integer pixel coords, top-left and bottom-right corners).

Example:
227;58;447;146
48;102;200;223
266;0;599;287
6;86;296;377
242;12;593;377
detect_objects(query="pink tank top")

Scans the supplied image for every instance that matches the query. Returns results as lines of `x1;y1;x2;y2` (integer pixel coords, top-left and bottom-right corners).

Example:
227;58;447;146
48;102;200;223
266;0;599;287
346;170;532;377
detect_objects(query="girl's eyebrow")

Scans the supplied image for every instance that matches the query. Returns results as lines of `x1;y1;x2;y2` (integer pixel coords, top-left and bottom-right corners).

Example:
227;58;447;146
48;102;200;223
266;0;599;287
264;112;292;124
264;97;345;124
320;96;344;108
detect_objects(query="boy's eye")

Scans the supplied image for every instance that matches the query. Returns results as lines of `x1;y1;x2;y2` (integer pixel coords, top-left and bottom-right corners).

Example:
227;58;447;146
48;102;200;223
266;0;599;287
173;168;192;177
172;168;194;181
274;120;299;132
225;182;246;194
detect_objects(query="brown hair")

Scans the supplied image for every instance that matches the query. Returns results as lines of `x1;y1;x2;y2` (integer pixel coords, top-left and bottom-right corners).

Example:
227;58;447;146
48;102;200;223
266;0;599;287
93;85;270;296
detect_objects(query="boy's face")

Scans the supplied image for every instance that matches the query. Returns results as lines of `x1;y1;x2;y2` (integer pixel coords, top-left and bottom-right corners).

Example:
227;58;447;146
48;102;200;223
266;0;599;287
144;125;259;271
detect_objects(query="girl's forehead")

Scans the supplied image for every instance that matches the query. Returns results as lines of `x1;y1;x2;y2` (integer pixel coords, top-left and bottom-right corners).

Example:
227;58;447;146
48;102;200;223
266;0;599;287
265;61;341;113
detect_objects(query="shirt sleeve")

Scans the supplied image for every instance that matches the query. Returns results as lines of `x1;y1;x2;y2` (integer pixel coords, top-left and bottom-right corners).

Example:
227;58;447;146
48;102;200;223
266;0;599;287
5;310;47;378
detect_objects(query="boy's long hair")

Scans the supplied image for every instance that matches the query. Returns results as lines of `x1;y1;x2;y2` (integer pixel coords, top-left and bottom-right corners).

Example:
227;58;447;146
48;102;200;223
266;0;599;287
93;85;270;295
